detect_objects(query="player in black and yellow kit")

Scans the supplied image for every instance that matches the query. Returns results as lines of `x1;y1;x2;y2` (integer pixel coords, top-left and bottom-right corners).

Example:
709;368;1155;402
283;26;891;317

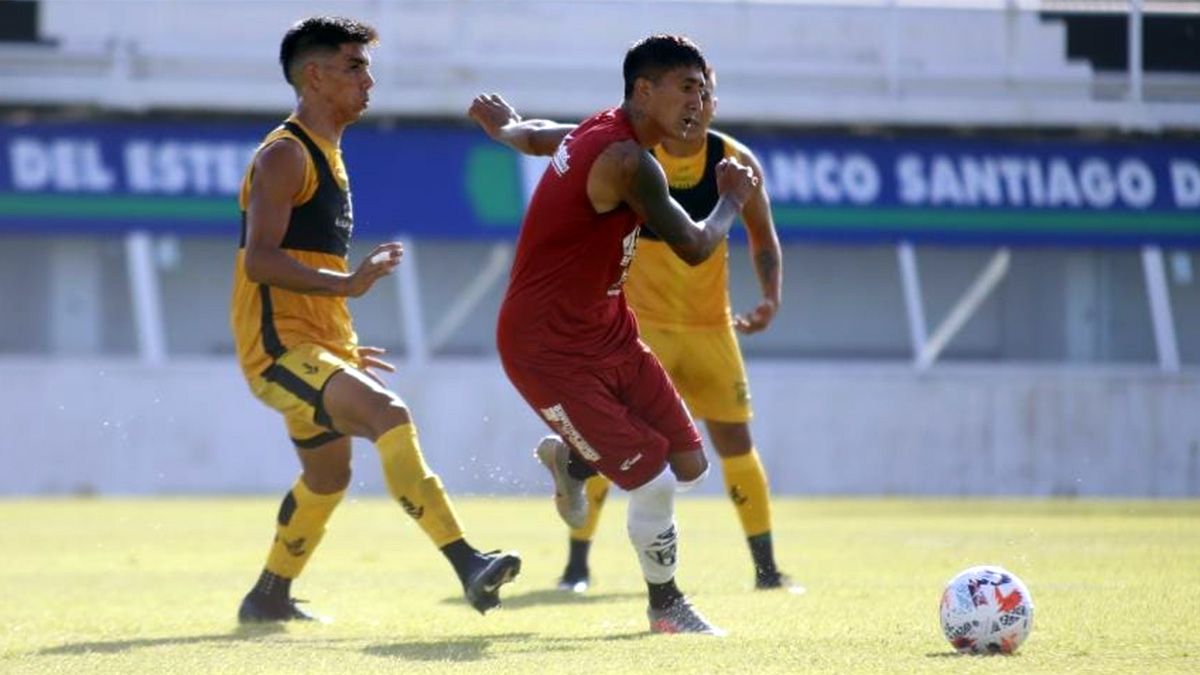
232;16;519;623
469;69;800;593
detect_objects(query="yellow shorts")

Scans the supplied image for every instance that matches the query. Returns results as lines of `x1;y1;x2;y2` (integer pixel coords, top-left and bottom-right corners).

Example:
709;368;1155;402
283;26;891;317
247;343;353;447
638;323;752;424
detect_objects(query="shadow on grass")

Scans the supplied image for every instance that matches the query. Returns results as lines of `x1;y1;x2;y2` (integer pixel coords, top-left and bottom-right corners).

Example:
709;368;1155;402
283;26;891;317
363;630;650;661
37;623;289;656
926;651;1020;658
363;632;533;662
440;588;643;610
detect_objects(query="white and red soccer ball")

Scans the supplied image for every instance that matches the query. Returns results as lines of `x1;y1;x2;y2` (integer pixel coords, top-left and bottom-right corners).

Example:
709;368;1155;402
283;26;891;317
940;565;1034;654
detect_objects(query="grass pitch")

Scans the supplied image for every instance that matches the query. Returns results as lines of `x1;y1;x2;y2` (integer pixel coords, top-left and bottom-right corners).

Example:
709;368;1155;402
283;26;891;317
0;496;1197;674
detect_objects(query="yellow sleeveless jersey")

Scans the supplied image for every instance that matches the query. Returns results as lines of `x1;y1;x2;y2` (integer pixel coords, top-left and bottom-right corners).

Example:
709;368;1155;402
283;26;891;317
625;130;747;330
230;117;358;381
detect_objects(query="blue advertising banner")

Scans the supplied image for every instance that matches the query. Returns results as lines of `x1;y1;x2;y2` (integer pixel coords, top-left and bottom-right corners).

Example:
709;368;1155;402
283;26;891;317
1;120;1197;245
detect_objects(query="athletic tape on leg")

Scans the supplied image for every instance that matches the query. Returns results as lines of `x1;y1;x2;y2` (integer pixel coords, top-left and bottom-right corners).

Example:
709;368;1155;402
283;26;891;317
626;467;679;584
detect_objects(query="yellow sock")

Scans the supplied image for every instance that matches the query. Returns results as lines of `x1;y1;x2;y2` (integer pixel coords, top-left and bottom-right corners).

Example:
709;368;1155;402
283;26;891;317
722;450;772;537
377;423;465;548
264;477;344;579
568;475;611;541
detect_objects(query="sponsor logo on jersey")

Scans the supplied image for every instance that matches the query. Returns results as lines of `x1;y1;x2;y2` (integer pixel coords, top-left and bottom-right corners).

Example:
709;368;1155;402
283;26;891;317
551;136;572;176
538;404;600;461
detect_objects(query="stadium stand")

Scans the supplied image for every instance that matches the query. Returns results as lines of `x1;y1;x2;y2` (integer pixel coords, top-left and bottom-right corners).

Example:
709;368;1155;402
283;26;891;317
0;1;1196;496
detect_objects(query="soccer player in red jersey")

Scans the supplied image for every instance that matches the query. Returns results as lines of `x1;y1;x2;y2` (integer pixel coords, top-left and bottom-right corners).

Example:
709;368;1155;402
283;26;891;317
472;66;803;597
470;35;757;635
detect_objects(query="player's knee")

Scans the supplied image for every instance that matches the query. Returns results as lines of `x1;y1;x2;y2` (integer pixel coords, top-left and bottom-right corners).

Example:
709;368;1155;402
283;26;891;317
304;465;351;494
366;393;412;439
668;450;709;485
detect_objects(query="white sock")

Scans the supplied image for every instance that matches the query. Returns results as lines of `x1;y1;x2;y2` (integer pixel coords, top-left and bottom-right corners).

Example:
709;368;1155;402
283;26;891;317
626;467;679;584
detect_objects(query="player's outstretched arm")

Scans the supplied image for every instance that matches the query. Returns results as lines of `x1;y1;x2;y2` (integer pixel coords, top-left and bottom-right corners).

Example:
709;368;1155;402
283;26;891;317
733;148;782;334
467;93;574;156
601;142;756;266
242;139;401;298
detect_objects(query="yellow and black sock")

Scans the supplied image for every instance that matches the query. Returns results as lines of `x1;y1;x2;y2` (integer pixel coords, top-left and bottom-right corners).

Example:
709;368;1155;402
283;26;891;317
721;450;779;576
258;477;345;595
569;475;611;541
376;423;465;548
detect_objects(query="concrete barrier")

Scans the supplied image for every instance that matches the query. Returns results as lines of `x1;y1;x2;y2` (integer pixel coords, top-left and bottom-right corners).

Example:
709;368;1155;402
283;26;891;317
1;358;1196;497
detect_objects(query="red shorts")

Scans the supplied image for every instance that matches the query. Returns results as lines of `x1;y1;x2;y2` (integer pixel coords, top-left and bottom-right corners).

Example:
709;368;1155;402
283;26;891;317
502;344;703;490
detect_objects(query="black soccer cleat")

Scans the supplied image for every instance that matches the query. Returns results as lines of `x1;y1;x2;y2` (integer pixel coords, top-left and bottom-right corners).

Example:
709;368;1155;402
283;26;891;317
755;571;807;595
556;569;590;594
464;550;522;614
237;591;328;624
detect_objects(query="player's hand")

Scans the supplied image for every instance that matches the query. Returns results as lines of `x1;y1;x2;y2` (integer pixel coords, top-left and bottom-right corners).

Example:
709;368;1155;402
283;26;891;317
715;157;758;209
357;345;396;387
734;297;778;334
345;242;403;298
468;93;521;142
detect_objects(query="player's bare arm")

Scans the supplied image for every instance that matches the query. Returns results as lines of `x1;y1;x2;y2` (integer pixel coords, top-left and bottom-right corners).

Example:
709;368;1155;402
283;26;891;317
242;139;401;298
468;93;574;156
733;149;783;334
598;141;756;266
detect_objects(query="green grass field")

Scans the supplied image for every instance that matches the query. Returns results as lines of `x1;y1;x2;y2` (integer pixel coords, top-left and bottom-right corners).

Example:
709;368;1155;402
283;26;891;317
1;497;1197;674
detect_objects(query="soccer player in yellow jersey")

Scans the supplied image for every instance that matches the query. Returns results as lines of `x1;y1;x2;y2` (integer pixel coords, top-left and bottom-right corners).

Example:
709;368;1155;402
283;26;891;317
469;68;800;593
231;16;519;623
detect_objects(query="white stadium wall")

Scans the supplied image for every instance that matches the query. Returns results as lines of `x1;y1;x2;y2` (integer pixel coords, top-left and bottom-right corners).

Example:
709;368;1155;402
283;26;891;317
2;358;1196;497
1;1;1196;500
2;0;1196;130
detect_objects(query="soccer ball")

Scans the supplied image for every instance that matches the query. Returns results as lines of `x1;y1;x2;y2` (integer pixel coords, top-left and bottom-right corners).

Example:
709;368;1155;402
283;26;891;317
939;565;1034;654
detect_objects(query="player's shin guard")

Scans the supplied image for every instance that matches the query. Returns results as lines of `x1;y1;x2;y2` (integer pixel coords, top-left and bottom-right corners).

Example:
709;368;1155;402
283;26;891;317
264;478;344;580
376;423;465;547
721;450;771;537
569;475;611;541
626;467;679;584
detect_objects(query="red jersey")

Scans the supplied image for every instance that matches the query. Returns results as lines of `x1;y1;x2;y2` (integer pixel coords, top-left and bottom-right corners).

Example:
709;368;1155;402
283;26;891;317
497;107;642;370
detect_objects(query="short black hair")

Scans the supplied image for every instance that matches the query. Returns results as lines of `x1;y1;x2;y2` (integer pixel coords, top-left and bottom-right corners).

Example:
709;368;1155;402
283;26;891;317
622;35;708;99
279;16;378;86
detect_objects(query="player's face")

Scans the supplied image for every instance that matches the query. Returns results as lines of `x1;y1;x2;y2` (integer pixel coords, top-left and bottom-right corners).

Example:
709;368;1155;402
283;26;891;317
696;79;716;134
319;43;375;122
647;66;706;141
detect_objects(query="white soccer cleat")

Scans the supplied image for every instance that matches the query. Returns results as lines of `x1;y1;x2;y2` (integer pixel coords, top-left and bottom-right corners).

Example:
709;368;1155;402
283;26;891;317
534;435;588;529
647;598;726;637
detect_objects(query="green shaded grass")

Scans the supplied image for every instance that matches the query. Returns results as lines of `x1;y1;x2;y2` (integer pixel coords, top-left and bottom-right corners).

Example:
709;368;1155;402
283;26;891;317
0;498;1197;674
